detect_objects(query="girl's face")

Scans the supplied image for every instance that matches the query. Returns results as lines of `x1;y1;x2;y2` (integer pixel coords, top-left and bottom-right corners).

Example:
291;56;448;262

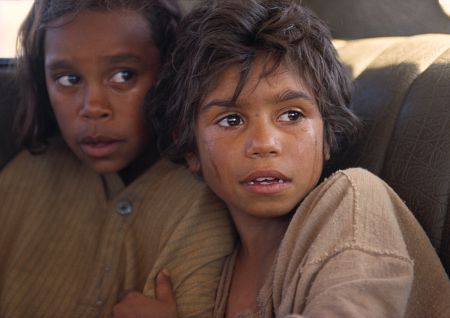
187;57;328;221
44;9;160;173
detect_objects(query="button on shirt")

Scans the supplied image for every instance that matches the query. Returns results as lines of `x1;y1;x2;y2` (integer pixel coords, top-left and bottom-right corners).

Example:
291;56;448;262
0;144;235;318
116;200;133;216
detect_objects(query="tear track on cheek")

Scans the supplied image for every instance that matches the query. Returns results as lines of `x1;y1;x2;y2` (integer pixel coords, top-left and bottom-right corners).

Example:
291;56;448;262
296;133;323;189
310;135;323;185
205;142;222;182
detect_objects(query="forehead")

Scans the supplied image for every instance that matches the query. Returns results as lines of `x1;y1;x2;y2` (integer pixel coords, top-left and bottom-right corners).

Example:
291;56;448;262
203;56;314;104
44;9;155;60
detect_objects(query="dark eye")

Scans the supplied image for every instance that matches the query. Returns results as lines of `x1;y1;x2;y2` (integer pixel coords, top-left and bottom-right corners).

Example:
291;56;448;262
56;74;80;86
111;70;134;83
279;110;302;122
217;114;243;127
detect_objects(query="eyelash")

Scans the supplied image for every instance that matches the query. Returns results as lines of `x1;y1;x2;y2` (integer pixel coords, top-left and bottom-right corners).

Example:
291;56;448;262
53;69;136;88
216;109;304;128
110;70;135;83
278;110;304;122
56;74;80;87
216;113;242;127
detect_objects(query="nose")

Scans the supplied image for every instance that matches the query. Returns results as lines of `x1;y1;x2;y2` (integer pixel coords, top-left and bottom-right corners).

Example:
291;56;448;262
245;119;281;158
79;84;112;120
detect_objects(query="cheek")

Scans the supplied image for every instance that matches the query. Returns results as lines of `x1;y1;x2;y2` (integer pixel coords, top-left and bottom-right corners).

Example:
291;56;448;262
50;100;72;128
125;109;149;149
294;125;325;174
46;77;63;109
116;92;146;125
46;87;59;114
310;126;325;160
201;137;223;181
46;85;75;125
311;135;324;172
196;128;233;184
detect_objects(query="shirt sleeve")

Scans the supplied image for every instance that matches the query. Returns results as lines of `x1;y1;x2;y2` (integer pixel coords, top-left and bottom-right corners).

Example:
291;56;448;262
299;248;414;318
142;188;235;318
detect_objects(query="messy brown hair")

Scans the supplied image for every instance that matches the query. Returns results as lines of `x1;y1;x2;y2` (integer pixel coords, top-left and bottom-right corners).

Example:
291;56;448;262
15;0;181;152
149;0;360;164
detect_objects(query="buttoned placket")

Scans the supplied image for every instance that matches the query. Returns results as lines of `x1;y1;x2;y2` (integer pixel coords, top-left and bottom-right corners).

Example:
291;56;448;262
74;174;138;317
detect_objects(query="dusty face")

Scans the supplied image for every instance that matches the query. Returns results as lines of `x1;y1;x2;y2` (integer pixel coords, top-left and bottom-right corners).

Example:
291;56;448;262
45;9;160;173
187;57;328;220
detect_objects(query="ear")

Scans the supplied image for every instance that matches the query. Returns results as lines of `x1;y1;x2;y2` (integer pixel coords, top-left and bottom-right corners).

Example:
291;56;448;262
185;152;201;173
323;141;331;161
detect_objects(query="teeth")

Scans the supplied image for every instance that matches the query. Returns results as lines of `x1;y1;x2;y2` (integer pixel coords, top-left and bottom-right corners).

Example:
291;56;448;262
255;177;275;182
249;177;285;185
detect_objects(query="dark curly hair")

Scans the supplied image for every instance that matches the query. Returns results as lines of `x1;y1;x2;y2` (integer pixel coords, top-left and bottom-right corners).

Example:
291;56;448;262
149;0;360;164
15;0;181;152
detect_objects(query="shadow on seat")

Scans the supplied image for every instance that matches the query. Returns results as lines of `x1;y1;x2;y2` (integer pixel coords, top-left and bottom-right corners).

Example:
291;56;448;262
326;34;450;275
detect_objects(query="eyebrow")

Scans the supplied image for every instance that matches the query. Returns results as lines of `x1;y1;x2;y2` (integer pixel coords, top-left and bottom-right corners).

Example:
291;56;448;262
104;54;143;64
202;98;235;110
274;89;315;104
45;54;143;71
201;89;315;111
45;59;72;71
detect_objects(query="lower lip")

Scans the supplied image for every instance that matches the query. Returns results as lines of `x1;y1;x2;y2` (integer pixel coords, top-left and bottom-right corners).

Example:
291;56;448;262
242;181;290;195
80;141;122;158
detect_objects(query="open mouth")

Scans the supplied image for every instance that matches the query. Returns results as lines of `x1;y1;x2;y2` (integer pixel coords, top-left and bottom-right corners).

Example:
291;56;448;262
79;136;122;158
81;136;118;144
247;177;286;185
241;171;291;195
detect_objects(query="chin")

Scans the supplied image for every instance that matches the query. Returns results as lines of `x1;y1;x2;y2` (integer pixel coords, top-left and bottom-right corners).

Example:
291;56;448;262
88;161;124;174
247;204;296;219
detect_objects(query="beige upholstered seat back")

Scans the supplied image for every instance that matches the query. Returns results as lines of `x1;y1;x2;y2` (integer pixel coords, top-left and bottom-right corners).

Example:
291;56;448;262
333;34;450;274
303;0;450;38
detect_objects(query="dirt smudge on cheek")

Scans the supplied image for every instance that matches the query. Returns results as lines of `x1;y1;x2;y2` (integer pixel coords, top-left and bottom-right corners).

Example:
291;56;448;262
203;138;223;182
310;135;323;186
295;128;324;190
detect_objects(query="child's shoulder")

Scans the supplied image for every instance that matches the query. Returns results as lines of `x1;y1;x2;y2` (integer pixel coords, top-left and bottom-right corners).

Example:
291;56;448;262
320;167;403;210
144;158;207;194
1;139;86;182
326;167;384;191
148;158;199;182
318;167;412;236
291;167;415;265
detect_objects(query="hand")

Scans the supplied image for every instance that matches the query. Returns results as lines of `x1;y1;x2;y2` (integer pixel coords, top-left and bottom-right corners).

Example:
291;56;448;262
113;269;178;318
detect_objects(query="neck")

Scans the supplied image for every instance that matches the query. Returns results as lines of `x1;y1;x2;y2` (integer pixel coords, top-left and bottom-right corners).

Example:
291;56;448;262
232;211;291;262
118;137;159;185
224;210;291;318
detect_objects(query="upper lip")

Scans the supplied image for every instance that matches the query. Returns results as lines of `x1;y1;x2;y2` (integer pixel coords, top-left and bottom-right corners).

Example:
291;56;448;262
241;170;291;183
79;135;121;144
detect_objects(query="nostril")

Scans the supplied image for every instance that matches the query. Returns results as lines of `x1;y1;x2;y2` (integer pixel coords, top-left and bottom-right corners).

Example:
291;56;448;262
250;149;278;158
80;106;111;120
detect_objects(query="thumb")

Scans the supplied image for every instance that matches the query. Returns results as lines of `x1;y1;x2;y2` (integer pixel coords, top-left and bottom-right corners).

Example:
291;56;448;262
155;269;176;303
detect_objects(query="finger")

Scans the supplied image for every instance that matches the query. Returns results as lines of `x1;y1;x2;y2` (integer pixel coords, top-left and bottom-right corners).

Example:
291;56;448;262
112;303;131;318
117;289;134;302
155;269;175;303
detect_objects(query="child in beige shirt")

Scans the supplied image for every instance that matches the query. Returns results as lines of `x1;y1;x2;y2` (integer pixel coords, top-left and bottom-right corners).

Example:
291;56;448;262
114;0;450;317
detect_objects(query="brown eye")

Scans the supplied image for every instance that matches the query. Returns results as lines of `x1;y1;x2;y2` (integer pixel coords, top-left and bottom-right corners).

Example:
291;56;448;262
279;110;302;122
111;70;135;83
56;74;80;86
217;114;243;127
